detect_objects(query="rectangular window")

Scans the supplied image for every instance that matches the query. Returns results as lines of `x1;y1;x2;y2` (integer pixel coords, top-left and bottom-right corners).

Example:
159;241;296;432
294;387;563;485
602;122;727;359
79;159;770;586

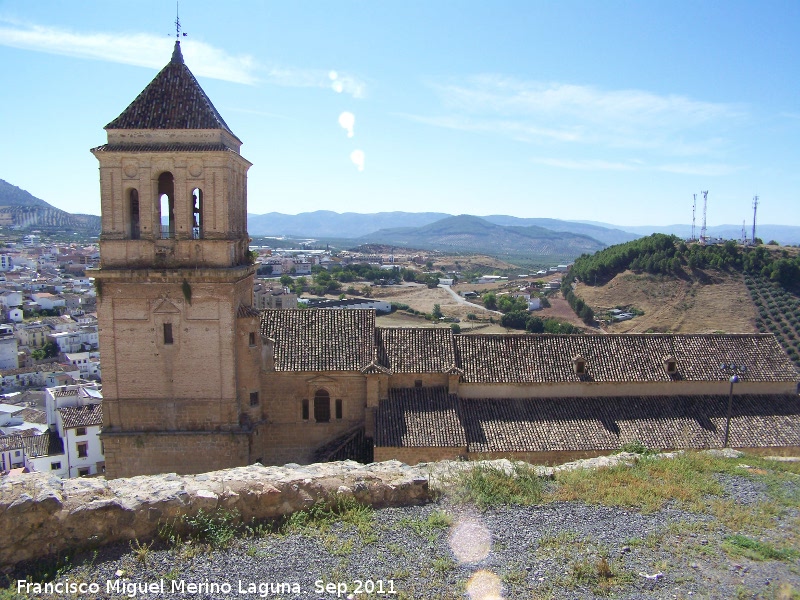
78;467;90;477
249;332;256;346
163;323;173;345
301;399;309;420
76;427;86;436
77;442;88;458
50;462;61;470
249;391;259;407
335;399;342;420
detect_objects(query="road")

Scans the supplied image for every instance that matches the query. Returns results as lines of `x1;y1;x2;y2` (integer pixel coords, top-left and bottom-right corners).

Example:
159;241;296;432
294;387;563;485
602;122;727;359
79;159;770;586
439;285;503;315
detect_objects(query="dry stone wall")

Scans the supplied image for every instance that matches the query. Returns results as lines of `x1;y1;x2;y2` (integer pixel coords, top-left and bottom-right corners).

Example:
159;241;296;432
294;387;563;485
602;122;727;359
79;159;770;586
0;450;748;569
0;460;429;569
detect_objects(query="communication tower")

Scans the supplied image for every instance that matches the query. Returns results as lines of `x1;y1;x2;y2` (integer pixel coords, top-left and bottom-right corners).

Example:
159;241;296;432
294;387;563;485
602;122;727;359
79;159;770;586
741;221;747;245
700;190;708;244
691;194;696;241
752;196;759;244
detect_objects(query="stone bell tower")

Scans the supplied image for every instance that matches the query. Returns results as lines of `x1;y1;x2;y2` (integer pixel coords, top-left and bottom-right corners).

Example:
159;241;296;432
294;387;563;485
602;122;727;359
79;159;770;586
92;41;263;478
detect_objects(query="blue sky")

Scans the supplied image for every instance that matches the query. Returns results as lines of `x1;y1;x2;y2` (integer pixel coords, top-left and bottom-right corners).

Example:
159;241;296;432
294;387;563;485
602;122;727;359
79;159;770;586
1;0;798;226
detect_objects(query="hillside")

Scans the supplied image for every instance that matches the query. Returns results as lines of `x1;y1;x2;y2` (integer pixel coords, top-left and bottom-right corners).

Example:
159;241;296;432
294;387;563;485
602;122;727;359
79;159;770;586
357;215;606;266
0;179;100;233
576;270;757;334
569;235;800;368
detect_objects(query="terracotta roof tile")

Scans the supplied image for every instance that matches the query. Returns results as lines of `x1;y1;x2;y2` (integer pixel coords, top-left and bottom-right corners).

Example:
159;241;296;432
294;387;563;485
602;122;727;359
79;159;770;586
14;407;46;425
58;403;103;429
454;333;798;383
92;143;235;153
376;392;800;452
22;431;63;458
375;387;466;448
261;309;375;371
105;41;238;140
461;394;800;452
376;328;455;373
237;305;262;319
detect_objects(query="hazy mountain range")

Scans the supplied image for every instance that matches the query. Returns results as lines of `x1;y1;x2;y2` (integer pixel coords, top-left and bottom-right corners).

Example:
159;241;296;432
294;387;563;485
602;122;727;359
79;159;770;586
0;179;100;232
249;210;800;247
2;178;799;256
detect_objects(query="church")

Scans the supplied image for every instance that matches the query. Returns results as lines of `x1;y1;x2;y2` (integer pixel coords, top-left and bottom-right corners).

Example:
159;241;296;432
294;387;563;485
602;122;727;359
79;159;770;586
92;42;800;479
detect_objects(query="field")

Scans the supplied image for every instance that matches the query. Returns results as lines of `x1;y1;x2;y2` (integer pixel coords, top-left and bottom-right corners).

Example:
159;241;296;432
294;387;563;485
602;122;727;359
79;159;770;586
371;278;590;333
576;269;757;333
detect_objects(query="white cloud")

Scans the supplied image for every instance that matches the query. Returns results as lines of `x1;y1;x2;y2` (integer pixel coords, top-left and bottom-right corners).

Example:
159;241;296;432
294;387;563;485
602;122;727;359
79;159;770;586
0;21;367;96
0;22;257;84
396;113;582;143
412;75;744;156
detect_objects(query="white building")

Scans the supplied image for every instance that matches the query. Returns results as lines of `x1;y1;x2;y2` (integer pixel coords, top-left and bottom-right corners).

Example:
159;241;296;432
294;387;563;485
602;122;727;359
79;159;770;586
31;292;66;311
0;291;23;308
0;335;18;370
45;384;104;477
49;325;99;354
0;254;12;272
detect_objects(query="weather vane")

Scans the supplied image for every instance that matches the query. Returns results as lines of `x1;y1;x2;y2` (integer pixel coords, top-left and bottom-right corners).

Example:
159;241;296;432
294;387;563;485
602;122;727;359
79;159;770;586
174;1;188;39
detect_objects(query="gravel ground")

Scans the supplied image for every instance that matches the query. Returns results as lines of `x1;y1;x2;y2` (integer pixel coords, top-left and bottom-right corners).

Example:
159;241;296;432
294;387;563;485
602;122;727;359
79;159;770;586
7;471;800;600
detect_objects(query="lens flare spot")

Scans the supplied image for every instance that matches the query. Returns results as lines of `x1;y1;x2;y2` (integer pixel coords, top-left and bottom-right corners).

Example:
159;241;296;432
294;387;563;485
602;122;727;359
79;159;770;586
332;80;344;93
338;111;355;137
466;570;504;600
328;70;338;80
449;517;491;563
350;149;365;171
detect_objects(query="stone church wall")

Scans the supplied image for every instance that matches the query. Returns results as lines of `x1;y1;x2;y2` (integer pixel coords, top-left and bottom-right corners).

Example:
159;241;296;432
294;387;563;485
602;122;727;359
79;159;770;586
102;431;250;479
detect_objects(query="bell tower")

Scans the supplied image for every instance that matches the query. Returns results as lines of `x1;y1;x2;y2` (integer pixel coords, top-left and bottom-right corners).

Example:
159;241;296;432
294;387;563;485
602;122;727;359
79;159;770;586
92;41;263;478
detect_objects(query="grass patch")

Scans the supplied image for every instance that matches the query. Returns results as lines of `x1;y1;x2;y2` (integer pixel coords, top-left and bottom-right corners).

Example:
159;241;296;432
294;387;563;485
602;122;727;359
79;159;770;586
279;494;374;537
182;507;240;549
396;510;453;542
549;452;726;512
563;556;634;596
722;535;799;562
452;461;544;508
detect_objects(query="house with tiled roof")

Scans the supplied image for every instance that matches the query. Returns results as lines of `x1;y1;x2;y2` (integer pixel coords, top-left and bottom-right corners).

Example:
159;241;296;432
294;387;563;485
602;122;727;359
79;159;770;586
57;403;103;478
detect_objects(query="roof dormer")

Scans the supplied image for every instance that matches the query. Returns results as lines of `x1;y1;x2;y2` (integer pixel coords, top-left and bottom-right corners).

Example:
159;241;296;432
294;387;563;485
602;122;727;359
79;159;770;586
663;356;678;376
572;355;586;375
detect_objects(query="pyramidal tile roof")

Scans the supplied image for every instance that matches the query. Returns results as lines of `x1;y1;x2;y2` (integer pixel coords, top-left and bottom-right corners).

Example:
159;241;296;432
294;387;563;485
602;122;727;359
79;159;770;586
105;41;239;140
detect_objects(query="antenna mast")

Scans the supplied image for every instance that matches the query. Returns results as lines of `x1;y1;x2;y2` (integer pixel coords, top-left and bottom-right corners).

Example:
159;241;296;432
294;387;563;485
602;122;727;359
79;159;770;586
700;190;708;244
741;220;747;245
752;195;759;244
691;193;696;241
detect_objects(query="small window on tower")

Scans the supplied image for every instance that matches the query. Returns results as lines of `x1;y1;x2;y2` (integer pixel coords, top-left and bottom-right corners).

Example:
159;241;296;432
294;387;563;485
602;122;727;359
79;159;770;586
301;399;309;421
163;323;174;345
335;399;343;420
249;332;256;346
249;391;259;407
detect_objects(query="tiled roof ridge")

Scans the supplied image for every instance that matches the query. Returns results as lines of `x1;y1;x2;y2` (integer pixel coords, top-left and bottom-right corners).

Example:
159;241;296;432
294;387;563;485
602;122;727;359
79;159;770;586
237;304;262;318
92;143;236;153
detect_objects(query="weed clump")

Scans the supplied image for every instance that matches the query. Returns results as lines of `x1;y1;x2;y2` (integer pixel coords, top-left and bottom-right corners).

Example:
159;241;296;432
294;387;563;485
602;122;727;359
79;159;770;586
452;462;544;508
